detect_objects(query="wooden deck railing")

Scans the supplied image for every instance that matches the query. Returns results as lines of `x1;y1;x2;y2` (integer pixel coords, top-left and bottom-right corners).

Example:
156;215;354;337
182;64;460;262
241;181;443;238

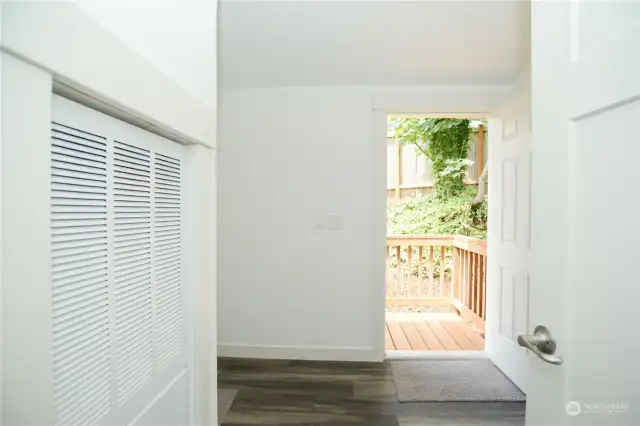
451;235;487;332
386;234;487;331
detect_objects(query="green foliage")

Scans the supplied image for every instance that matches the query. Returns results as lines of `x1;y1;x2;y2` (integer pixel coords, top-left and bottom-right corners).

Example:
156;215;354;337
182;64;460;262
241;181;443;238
387;187;487;240
440;158;474;182
392;118;472;198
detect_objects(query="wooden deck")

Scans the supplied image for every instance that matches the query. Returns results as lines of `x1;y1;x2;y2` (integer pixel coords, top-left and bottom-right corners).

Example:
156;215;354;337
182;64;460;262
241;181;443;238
385;312;485;351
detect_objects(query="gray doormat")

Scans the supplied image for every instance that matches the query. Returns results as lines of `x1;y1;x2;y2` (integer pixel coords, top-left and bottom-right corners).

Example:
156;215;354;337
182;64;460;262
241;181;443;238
390;359;525;402
218;389;237;424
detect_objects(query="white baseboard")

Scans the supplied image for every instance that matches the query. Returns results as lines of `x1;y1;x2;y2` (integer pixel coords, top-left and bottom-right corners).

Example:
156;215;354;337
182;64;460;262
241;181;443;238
218;343;383;362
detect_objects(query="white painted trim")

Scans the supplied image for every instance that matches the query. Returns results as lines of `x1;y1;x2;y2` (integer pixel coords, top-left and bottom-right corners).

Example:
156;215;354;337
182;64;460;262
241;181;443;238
371;109;388;363
0;6;4;424
1;53;54;425
386;350;488;360
372;85;510;113
52;81;195;147
389;112;490;119
184;145;217;425
218;344;380;363
372;100;494;360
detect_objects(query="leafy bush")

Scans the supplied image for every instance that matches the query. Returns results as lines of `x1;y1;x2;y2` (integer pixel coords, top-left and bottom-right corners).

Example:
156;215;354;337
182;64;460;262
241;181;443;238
387;187;487;239
392;118;471;198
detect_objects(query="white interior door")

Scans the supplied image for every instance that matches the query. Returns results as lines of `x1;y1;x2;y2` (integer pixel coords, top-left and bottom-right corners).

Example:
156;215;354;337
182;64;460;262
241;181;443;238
527;1;640;425
486;73;532;394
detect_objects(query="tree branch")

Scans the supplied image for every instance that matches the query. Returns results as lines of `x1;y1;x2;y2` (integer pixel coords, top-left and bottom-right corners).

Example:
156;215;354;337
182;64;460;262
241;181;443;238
406;141;430;159
472;164;488;204
461;221;477;232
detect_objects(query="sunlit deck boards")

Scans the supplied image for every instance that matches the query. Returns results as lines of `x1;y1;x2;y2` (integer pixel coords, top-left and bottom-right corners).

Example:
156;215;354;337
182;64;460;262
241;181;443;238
385;312;485;351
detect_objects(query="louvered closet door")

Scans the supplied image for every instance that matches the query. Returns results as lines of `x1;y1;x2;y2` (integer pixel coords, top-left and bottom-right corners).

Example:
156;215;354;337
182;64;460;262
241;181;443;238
51;95;188;426
51;122;111;426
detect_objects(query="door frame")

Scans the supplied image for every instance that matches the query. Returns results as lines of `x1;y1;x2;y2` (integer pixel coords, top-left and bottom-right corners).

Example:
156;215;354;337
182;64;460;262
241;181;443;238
371;105;492;360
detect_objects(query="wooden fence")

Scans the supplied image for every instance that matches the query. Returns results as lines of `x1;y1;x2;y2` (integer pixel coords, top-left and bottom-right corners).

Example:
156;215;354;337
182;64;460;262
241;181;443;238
388;125;486;201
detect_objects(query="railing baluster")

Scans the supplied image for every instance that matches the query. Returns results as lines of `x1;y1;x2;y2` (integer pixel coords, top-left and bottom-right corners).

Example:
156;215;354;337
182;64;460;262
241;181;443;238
396;245;402;297
477;254;483;317
459;249;464;305
464;250;468;308
418;246;423;297
429;246;434;297
473;252;478;311
468;250;472;306
407;245;413;298
439;246;445;297
386;245;391;297
471;253;476;314
482;254;487;319
452;247;460;299
462;249;467;305
468;251;473;309
473;253;478;312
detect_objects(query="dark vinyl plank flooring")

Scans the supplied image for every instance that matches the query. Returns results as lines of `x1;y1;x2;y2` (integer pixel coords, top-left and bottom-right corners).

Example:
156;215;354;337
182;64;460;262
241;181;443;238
218;357;525;426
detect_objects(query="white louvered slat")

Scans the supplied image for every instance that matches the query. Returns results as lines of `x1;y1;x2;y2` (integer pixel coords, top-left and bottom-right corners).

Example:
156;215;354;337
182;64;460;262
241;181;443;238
51;122;111;426
113;141;154;405
154;153;183;370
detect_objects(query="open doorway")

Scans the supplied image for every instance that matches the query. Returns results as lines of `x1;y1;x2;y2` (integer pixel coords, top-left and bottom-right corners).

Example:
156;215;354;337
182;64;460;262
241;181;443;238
384;115;488;354
381;114;525;404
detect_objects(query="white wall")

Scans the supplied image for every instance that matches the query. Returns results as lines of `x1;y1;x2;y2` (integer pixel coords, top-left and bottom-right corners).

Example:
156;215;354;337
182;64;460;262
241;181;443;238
0;5;3;422
219;1;530;88
217;85;508;361
2;2;216;146
1;2;217;425
78;0;217;111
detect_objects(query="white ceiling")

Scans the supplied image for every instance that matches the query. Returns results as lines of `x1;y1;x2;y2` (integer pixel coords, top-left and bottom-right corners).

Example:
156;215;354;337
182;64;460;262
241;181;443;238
218;1;530;88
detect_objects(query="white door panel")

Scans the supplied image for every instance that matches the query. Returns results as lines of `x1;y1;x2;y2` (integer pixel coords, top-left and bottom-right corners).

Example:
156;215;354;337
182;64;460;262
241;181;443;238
486;73;532;394
528;1;640;425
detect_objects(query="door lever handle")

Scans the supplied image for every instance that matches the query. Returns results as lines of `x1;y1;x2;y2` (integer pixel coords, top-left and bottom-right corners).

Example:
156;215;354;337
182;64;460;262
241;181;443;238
517;325;563;365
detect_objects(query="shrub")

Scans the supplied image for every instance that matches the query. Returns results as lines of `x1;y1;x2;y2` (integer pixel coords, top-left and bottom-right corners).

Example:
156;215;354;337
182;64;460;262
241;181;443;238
387;187;487;239
392;118;472;198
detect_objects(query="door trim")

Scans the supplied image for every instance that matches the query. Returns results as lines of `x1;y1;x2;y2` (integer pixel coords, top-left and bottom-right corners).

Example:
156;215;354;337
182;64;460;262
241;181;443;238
372;104;492;360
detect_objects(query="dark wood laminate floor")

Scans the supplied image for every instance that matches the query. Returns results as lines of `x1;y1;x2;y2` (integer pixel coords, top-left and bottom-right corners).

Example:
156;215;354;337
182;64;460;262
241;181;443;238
218;358;525;426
